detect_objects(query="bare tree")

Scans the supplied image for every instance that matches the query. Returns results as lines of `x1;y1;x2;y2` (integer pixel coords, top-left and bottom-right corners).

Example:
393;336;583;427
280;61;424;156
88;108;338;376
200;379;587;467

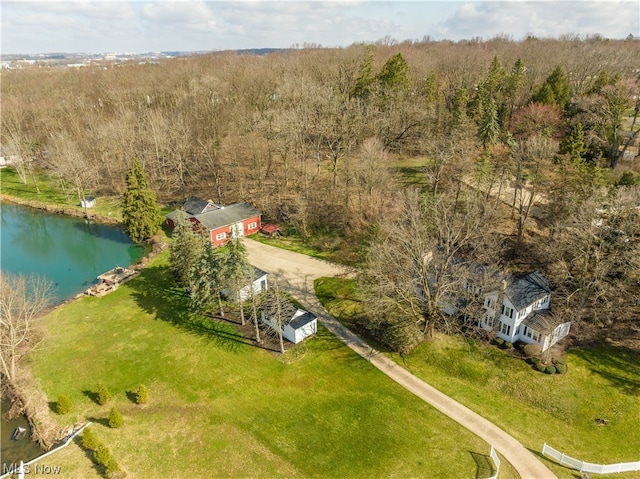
358;189;505;352
259;280;296;354
0;272;54;384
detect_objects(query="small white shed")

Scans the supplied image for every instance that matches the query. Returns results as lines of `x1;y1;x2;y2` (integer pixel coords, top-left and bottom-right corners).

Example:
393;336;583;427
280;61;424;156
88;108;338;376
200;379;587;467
261;308;317;344
81;196;96;208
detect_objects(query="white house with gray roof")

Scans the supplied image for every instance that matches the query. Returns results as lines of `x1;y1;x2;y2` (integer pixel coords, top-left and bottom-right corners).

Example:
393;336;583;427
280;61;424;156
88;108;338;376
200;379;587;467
479;271;570;352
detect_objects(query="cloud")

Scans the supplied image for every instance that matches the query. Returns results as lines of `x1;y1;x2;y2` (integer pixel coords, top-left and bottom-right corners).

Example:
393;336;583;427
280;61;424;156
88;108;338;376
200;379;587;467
142;1;215;25
6;1;135;21
438;1;639;40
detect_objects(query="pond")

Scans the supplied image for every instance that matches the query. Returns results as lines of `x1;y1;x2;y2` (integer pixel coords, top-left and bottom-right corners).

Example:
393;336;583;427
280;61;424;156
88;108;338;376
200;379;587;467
0;202;147;302
0;202;147;468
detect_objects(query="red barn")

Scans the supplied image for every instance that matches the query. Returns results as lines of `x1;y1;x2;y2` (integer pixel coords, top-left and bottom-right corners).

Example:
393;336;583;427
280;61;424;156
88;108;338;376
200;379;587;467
166;197;261;247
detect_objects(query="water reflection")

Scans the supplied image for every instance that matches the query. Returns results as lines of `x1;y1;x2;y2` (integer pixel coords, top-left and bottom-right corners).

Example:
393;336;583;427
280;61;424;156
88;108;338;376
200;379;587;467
0;202;147;302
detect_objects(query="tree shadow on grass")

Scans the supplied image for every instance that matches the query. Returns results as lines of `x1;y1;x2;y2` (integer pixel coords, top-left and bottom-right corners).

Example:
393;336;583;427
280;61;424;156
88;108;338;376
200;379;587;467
82;390;99;405
125;390;138;404
48;401;57;414
127;265;261;353
469;450;495;479
569;346;640;396
86;416;109;428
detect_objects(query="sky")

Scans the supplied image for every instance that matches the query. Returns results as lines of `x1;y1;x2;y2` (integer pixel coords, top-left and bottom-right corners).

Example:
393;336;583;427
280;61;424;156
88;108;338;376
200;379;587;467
1;0;638;55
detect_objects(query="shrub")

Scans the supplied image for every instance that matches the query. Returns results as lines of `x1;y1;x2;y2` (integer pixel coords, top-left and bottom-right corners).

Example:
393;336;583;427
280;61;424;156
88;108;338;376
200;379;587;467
555;362;567;374
108;407;123;428
504;341;513;350
81;428;100;451
94;445;112;466
495;337;504;347
535;362;546;372
515;340;526;351
523;343;542;358
135;384;149;404
105;458;122;478
97;383;111;405
545;365;557;374
56;394;73;415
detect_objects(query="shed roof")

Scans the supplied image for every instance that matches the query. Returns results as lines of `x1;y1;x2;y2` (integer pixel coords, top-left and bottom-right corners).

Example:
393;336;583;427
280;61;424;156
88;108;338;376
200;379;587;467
505;271;551;311
289;309;317;330
253;266;268;280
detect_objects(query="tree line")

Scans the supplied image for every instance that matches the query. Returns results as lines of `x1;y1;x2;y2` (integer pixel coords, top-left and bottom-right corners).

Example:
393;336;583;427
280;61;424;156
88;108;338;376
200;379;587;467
2;36;639;349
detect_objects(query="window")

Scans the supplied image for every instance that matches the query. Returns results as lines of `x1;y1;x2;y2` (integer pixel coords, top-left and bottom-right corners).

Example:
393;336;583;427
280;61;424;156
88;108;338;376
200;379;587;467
500;322;511;336
526;328;532;338
247;221;257;230
215;232;227;241
503;306;513;319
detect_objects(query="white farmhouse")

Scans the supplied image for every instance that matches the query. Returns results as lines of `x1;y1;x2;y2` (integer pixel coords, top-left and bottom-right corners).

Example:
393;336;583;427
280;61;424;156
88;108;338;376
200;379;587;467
480;271;570;352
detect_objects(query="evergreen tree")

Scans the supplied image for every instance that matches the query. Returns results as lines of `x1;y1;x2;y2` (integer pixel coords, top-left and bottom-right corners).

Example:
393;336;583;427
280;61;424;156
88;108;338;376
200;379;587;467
531;65;571;109
479;98;500;147
559;123;587;165
189;241;225;315
452;88;469;127
121;159;162;243
223;237;253;326
169;210;207;288
351;48;375;100
377;53;410;93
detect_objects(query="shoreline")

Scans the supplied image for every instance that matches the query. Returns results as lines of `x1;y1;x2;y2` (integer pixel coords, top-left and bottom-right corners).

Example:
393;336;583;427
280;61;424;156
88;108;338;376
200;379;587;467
0;195;168;453
0;194;121;226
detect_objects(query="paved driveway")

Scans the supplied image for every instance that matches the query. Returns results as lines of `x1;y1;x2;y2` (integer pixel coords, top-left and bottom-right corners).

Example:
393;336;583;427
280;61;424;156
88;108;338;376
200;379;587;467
244;238;557;479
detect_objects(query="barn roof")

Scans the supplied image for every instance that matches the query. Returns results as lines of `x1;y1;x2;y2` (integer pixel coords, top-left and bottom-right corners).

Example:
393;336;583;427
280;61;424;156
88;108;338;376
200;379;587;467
183;196;218;215
195;203;261;231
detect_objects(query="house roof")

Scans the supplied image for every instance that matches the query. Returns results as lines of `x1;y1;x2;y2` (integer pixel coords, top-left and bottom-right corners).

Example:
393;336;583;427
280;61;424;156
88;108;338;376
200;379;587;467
521;310;558;335
505;271;551;311
289;309;317;330
183;196;218;215
195;203;261;231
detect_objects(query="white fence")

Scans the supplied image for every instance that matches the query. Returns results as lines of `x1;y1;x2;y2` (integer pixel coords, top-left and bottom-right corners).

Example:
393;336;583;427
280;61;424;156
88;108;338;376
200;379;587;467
487;445;501;479
0;422;91;479
542;443;640;475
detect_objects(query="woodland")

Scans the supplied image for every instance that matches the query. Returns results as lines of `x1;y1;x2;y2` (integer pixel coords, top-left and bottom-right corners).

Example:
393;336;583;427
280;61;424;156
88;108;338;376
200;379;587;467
2;36;639;352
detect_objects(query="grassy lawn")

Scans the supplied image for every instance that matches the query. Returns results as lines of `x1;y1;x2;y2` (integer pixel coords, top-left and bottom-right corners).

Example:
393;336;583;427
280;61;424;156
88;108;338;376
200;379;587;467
0;167;123;221
315;277;640;479
27;252;513;479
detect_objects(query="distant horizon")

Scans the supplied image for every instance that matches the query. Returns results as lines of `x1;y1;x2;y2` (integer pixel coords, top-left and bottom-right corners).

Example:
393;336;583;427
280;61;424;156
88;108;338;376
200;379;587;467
2;1;637;56
2;33;637;59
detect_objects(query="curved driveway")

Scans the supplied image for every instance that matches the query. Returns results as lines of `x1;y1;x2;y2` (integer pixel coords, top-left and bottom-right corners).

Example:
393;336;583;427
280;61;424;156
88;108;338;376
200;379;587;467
244;238;557;479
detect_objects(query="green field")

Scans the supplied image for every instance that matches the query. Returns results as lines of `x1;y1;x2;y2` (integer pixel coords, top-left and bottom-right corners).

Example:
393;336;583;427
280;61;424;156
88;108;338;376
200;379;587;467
315;277;640;479
26;253;519;478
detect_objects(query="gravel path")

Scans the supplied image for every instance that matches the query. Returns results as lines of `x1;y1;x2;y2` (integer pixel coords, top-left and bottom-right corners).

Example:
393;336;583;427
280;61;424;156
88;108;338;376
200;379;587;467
244;238;557;479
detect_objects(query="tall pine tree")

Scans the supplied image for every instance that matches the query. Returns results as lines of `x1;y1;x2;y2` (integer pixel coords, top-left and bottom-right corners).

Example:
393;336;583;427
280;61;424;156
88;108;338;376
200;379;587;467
223;237;253;326
169;210;206;288
122;159;161;243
